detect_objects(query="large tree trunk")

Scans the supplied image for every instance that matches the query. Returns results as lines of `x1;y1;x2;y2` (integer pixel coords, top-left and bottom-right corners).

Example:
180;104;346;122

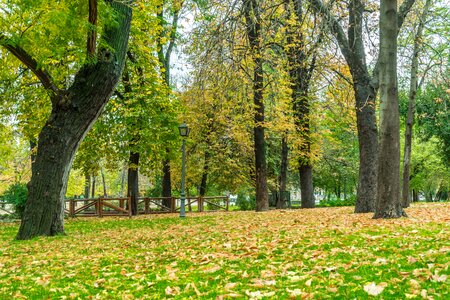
300;165;314;208
16;2;132;240
277;135;288;209
127;151;139;215
402;0;431;208
374;0;405;219
353;80;378;212
244;0;269;212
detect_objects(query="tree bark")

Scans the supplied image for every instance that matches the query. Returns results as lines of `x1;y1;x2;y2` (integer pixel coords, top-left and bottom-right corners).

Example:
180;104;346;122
353;80;378;212
300;165;315;208
412;189;418;202
127;151;139;215
243;0;269;211
101;168;107;197
162;157;172;208
374;0;405;219
91;176;96;198
120;167;126;197
402;0;431;208
15;1;132;240
277;135;288;209
84;173;90;199
199;150;210;197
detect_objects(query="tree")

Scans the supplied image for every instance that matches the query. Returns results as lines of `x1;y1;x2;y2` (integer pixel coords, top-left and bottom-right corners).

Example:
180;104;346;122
243;0;269;211
373;0;406;218
307;0;416;212
284;0;323;208
401;0;432;208
157;0;185;206
0;0;133;239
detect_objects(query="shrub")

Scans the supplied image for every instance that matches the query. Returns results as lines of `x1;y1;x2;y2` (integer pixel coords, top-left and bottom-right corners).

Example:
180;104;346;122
317;196;356;207
2;183;28;217
236;193;256;211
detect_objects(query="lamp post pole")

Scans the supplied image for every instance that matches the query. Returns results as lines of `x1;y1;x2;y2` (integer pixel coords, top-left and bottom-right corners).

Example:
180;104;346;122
180;137;186;218
178;122;189;218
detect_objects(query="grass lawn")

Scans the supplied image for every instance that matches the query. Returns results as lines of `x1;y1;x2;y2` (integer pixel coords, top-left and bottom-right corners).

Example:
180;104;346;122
0;203;449;299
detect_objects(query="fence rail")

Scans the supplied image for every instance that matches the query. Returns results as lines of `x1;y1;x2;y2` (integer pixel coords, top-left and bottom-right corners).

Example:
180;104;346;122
65;196;229;218
65;197;132;218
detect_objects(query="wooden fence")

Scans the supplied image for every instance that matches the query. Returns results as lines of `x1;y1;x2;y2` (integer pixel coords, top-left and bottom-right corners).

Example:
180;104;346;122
65;197;132;218
65;196;229;218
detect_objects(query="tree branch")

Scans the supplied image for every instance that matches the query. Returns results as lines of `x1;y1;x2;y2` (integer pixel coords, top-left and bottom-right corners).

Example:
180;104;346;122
86;0;98;59
0;35;60;102
307;0;351;64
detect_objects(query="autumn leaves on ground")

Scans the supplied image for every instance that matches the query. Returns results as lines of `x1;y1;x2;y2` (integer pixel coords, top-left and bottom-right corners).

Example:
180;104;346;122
1;203;449;299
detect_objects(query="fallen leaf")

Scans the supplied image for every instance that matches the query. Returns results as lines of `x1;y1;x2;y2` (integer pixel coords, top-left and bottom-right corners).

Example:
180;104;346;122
363;282;385;296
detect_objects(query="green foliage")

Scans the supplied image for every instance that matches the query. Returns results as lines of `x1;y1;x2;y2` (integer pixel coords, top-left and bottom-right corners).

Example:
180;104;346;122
416;85;450;165
236;192;256;211
317;196;356;207
1;182;27;217
410;137;449;200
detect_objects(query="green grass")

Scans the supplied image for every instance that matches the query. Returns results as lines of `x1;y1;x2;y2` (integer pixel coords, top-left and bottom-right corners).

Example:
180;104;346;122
0;203;449;299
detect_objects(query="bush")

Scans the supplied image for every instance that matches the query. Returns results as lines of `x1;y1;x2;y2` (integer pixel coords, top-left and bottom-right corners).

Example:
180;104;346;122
236;193;256;211
2;183;28;217
317;196;356;207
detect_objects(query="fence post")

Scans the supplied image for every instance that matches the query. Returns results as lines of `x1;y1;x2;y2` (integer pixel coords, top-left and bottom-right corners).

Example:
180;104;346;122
226;196;229;211
145;198;149;214
199;197;203;212
171;197;176;213
98;198;103;218
69;199;75;218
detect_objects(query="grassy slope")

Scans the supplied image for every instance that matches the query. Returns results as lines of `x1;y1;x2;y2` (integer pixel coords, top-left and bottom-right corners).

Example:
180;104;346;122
0;203;449;299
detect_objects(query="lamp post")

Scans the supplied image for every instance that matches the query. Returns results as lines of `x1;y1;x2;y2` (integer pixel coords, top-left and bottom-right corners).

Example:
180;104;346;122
178;122;189;218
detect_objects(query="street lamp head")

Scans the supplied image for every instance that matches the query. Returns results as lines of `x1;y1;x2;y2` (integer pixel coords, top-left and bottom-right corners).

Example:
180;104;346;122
178;122;190;137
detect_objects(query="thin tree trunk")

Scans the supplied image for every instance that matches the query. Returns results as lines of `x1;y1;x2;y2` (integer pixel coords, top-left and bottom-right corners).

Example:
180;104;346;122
277;135;288;209
162;156;172;208
402;0;431;208
286;0;317;209
120;167;126;197
199;150;210;197
412;189;419;202
91;176;96;198
243;0;269;211
157;3;183;209
84;173;90;199
101;168;107;197
127;151;139;215
374;0;405;219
